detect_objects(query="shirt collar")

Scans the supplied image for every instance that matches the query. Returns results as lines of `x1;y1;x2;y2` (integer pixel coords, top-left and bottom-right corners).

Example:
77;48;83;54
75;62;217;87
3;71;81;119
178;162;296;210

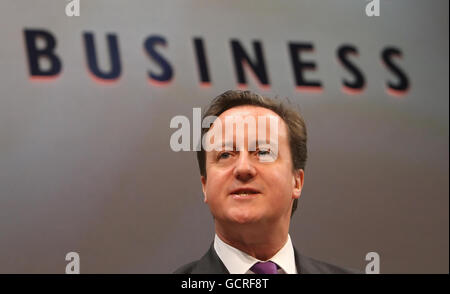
213;234;298;274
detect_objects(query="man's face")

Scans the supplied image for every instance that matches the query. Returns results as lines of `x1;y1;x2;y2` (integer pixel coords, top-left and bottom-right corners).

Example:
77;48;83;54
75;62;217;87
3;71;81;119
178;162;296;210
201;105;304;226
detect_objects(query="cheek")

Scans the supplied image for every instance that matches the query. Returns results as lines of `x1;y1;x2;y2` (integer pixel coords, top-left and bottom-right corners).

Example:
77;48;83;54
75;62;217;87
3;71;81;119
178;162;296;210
205;184;216;199
205;172;227;198
268;173;294;197
208;166;230;181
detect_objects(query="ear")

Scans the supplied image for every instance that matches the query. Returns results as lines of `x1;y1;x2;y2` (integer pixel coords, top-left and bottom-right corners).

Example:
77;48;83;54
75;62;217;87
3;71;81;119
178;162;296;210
201;176;208;203
292;169;304;200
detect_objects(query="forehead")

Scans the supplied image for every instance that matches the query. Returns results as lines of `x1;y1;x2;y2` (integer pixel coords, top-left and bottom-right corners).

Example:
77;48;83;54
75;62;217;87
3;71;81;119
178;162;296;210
214;105;288;137
218;105;280;120
211;105;289;148
205;105;292;164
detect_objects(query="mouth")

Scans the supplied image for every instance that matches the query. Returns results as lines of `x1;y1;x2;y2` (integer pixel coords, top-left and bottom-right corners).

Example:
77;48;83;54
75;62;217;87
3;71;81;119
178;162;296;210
229;188;261;199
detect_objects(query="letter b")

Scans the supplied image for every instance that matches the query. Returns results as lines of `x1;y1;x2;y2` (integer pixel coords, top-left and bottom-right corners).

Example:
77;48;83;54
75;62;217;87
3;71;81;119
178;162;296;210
24;29;62;78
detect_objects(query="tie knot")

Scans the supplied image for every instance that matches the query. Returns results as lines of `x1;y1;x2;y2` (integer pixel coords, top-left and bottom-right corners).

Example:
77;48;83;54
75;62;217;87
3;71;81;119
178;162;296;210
250;261;278;274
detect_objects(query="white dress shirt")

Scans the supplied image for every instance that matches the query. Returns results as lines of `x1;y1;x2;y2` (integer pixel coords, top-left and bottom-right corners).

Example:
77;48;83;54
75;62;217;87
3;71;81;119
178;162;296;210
213;234;298;274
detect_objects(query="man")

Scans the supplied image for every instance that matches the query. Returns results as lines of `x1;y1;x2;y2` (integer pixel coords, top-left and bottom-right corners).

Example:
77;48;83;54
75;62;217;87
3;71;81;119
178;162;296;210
174;90;355;274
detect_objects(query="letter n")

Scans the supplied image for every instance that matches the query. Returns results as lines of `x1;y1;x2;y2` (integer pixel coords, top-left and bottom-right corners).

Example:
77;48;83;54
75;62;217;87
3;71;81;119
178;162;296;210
231;40;270;90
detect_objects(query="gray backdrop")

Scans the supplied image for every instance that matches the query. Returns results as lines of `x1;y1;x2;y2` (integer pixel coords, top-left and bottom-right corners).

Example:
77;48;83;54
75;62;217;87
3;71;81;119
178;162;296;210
0;0;448;273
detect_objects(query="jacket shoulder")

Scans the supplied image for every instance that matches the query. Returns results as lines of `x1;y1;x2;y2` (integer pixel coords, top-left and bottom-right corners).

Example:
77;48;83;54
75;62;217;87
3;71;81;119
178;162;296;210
172;244;229;274
173;260;199;274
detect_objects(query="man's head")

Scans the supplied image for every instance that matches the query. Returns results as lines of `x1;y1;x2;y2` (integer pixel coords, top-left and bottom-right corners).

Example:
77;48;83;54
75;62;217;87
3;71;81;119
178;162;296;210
197;90;307;224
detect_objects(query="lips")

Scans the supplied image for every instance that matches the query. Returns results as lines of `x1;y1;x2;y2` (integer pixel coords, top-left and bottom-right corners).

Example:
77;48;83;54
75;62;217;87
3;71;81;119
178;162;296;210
229;187;261;199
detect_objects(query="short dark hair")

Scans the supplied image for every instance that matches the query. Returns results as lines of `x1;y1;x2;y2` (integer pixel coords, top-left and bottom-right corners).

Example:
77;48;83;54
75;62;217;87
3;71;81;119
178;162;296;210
197;90;307;217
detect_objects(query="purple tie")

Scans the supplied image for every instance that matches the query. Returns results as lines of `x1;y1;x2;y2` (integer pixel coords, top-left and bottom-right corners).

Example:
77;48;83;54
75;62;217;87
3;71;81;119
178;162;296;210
250;261;278;274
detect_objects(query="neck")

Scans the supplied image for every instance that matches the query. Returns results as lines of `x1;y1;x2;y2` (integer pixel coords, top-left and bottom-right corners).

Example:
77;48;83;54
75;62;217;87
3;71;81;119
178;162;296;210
215;219;290;261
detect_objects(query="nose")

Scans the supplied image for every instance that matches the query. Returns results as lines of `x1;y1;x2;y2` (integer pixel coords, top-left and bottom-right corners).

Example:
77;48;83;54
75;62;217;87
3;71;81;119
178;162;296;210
233;152;257;182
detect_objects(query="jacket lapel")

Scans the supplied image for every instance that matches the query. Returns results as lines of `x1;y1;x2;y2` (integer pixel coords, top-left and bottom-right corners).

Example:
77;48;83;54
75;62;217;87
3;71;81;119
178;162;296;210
191;243;230;274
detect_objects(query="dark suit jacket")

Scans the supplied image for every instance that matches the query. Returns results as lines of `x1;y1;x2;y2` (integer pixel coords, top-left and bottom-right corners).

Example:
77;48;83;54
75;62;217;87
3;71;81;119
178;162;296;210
173;243;358;274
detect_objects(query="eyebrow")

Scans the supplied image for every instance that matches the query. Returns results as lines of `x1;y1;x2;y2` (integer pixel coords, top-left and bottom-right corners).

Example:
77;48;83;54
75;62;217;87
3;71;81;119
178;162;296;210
214;140;277;151
219;141;235;151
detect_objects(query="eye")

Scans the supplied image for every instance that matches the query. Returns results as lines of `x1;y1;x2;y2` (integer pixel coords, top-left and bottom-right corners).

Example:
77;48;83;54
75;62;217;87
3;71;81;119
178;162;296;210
218;152;232;160
257;150;270;156
256;147;276;162
257;148;271;157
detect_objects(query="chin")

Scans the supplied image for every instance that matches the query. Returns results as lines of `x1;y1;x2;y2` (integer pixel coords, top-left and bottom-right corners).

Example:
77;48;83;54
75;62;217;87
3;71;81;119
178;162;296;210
228;211;262;225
